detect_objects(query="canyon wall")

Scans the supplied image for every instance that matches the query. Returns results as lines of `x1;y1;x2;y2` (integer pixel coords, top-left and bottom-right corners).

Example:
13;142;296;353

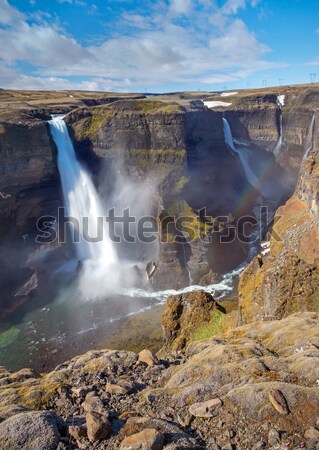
0;86;318;315
238;107;319;324
66;99;254;286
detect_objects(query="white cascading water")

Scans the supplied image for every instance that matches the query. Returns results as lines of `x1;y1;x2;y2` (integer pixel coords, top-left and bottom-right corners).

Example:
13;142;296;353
274;113;283;157
49;115;120;295
274;95;285;157
222;118;264;261
222;118;259;188
302;114;316;163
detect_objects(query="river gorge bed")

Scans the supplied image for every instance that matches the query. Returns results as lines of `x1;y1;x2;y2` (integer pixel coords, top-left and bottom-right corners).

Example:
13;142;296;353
0;266;239;372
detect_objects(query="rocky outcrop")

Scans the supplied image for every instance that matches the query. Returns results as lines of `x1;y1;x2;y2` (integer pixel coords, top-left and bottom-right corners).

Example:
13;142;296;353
0;311;319;449
238;195;319;324
161;290;223;351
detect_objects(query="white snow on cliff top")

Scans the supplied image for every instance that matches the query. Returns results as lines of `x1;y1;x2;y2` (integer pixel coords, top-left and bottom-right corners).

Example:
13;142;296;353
277;95;285;107
220;91;238;97
204;101;232;108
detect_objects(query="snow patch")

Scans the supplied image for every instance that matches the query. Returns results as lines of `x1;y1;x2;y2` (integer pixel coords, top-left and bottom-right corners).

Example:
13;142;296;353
204;101;232;108
221;91;238;97
276;95;285;107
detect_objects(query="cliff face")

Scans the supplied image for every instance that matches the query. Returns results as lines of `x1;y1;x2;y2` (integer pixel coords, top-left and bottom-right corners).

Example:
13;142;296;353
66;99;251;286
0;112;59;238
219;87;318;180
66;94;315;288
238;106;319;324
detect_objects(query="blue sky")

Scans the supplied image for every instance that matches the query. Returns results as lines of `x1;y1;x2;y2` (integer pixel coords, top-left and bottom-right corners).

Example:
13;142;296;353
0;0;319;92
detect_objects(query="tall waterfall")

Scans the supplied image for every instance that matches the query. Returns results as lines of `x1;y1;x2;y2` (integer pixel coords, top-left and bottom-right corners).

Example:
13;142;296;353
273;95;285;157
274;113;283;157
49;116;119;293
302;114;316;163
222;118;259;188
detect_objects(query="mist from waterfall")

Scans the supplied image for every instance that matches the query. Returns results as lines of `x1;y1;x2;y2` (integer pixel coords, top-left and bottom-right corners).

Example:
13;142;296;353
49;115;122;296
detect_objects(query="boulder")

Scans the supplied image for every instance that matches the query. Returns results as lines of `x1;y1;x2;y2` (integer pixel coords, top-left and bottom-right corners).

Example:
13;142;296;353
138;349;157;367
120;428;164;450
268;389;289;415
106;382;129;395
82;393;106;414
0;411;62;450
304;427;319;440
86;411;111;443
161;290;222;351
189;398;222;418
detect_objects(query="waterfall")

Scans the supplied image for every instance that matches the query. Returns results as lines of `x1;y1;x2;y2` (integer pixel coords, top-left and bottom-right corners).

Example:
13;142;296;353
274;112;283;157
302;114;315;163
222;118;259;188
273;95;285;157
49;116;120;295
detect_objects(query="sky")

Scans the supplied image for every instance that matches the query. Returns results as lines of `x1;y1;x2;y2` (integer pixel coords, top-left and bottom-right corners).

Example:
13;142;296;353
0;0;319;92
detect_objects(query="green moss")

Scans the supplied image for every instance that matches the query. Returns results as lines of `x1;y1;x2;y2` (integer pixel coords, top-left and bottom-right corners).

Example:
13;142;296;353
193;310;225;340
129;148;186;163
173;176;189;194
132;99;183;114
192;299;239;341
72;107;113;140
0;327;20;349
19;381;61;410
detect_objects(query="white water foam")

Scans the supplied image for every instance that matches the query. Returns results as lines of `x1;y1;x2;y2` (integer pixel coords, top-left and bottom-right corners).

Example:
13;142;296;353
122;265;244;302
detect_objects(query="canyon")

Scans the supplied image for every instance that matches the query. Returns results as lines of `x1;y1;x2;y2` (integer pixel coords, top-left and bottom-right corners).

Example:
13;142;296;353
0;85;319;449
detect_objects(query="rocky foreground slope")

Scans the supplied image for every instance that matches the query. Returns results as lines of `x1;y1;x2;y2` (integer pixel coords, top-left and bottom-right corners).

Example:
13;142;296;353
0;292;318;450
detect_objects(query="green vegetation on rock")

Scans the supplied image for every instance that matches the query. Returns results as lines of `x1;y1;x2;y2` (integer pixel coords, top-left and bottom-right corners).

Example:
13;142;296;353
0;327;20;349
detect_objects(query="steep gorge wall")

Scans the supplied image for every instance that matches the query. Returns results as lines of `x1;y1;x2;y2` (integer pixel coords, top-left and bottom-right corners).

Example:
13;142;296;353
222;89;318;179
0;114;60;239
66;99;249;286
238;105;319;324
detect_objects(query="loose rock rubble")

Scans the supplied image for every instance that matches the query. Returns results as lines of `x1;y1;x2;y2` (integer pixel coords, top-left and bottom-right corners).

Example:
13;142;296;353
0;312;319;449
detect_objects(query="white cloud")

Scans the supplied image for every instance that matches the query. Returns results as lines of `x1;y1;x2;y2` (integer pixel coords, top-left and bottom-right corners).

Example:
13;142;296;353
222;0;260;15
169;0;192;16
0;0;24;24
0;0;284;91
